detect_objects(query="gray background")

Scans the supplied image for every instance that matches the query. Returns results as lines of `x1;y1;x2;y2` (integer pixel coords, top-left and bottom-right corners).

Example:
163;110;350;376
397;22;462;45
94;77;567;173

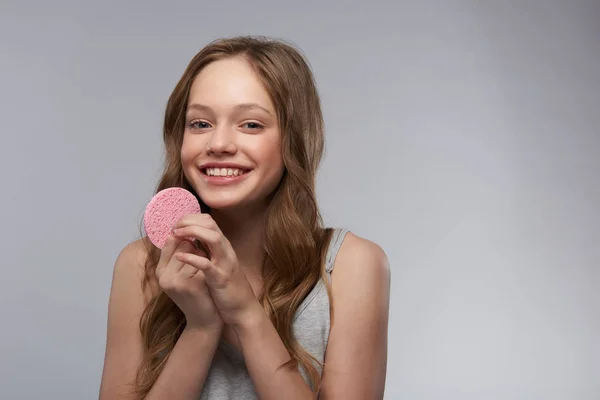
1;1;598;399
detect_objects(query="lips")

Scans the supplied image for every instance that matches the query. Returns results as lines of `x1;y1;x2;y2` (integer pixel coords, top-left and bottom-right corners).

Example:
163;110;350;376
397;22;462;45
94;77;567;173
197;167;250;187
196;162;254;186
203;167;249;177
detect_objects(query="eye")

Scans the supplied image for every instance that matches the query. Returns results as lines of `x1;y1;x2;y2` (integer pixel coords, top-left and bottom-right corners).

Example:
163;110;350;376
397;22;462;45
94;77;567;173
188;120;211;130
242;122;264;130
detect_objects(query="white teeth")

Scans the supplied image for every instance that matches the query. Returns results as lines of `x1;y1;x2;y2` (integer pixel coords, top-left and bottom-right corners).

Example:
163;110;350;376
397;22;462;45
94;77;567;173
205;167;246;177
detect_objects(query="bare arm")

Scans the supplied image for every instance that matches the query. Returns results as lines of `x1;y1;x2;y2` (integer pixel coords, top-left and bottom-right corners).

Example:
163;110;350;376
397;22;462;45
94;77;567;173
99;239;222;399
319;233;391;399
231;233;390;400
145;324;221;399
233;305;315;400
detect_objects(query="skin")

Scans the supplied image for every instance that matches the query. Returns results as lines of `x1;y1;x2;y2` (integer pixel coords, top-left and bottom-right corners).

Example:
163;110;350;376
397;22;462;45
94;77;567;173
180;56;284;296
99;56;391;400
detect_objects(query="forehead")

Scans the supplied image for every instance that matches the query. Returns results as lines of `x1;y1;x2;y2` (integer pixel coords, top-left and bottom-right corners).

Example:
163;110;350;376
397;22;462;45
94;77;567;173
188;57;275;112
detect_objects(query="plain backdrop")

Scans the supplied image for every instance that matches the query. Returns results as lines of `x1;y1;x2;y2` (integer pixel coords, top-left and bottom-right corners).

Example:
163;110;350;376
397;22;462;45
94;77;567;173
1;1;598;399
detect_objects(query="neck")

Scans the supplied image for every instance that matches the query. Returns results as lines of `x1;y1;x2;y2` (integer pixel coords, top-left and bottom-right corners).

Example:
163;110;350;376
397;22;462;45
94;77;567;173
209;205;267;280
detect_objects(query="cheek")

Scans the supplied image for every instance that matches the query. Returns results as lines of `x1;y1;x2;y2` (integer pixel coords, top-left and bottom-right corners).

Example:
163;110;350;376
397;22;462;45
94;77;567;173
262;141;285;181
180;135;202;165
262;134;283;163
180;147;192;167
258;141;283;173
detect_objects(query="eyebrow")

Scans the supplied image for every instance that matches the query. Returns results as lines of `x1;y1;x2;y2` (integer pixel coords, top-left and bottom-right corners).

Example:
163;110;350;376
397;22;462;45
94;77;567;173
186;103;273;116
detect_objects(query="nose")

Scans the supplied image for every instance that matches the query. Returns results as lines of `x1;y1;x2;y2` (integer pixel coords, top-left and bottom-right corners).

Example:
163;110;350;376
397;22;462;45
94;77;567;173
206;125;237;155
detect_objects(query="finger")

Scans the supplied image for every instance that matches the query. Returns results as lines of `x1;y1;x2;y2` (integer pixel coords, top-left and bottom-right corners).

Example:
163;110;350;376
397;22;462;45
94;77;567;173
175;252;213;272
172;214;222;257
175;252;226;288
177;263;201;280
158;235;180;266
192;245;209;259
168;241;196;274
157;239;195;281
172;225;223;261
200;213;223;233
174;213;222;234
191;238;210;258
157;235;183;279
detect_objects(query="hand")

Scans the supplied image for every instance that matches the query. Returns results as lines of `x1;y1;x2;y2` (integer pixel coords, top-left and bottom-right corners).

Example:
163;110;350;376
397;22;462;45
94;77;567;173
155;235;223;332
171;213;261;327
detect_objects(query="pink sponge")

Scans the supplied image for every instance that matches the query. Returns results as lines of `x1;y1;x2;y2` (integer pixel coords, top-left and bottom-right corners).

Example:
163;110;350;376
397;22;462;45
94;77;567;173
143;187;201;249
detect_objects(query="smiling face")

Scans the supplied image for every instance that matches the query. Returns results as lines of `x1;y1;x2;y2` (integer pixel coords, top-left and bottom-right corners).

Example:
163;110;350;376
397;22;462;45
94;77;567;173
180;56;285;213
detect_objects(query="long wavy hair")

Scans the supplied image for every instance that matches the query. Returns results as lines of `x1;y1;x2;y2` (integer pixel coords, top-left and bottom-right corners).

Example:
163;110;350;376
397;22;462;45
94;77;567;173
131;36;334;398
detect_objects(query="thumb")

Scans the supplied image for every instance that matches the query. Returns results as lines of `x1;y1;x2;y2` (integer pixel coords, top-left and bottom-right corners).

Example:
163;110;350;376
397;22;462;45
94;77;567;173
156;235;179;275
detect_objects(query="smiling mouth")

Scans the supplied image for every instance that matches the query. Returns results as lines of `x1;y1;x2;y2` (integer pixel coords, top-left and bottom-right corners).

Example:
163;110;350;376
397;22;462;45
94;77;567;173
202;167;252;177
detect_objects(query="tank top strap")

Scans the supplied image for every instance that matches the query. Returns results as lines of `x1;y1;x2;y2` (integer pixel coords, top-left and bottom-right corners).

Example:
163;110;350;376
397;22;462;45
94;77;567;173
325;228;349;274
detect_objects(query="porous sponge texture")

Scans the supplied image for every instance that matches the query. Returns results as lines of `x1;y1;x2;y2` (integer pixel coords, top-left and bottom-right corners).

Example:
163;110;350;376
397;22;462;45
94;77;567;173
143;187;201;249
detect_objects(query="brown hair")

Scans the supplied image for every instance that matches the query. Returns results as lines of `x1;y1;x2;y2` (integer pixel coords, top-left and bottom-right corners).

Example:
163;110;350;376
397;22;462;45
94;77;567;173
131;36;333;398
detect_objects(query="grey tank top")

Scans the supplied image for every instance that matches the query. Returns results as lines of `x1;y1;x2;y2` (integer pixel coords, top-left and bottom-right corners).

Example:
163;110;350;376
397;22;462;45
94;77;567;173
199;228;349;399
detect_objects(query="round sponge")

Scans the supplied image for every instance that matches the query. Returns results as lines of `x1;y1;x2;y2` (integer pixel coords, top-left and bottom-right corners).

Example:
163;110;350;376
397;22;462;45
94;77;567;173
143;187;201;249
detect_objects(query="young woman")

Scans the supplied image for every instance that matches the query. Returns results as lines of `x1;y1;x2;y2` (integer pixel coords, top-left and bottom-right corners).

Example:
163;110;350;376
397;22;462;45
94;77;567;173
99;36;390;400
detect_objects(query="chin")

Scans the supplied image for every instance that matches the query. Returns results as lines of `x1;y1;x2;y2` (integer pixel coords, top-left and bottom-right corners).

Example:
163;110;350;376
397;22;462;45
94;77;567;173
200;191;272;214
199;193;249;211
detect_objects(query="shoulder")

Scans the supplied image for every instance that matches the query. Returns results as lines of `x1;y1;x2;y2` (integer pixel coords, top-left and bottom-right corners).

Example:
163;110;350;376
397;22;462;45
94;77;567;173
331;231;391;290
116;238;148;266
113;238;149;281
112;237;156;301
319;231;390;397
